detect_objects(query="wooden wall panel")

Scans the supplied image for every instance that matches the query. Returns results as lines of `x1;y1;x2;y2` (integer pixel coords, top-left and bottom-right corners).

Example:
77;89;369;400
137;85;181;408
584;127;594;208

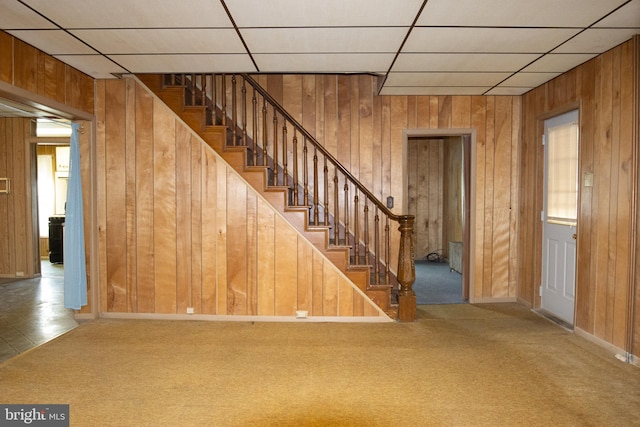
77;119;94;315
227;171;248;315
520;37;639;356
104;80;127;312
256;77;521;301
201;149;218;314
443;136;464;254
94;78;383;319
0;31;94;115
135;88;155;313
125;80;137;313
630;36;639;360
407;138;444;260
38;53;65;105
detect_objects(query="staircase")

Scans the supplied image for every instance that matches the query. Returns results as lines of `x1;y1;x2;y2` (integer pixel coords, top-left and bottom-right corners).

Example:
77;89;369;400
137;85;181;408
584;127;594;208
137;73;416;321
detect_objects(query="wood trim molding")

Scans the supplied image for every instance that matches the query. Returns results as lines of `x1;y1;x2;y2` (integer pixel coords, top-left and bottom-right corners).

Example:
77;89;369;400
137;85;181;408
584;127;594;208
0;80;93;121
99;312;393;323
402;128;477;304
628;34;640;357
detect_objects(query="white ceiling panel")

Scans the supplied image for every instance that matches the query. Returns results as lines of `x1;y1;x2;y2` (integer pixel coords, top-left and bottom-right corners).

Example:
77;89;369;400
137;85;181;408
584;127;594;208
594;0;640;27
393;53;539;72
0;0;636;101
485;87;533;96
0;1;56;29
379;86;491;96
225;0;424;27
7;30;97;55
522;53;598;72
110;54;257;74
417;0;628;27
70;29;246;54
21;0;233;28
240;27;406;54
254;53;393;73
404;28;581;53
53;55;127;79
500;72;562;87
554;29;639;53
385;72;511;87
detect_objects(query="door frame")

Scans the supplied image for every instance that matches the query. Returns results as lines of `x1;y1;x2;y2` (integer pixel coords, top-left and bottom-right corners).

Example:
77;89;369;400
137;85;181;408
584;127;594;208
403;128;475;302
540;109;580;325
0;83;98;320
534;102;582;312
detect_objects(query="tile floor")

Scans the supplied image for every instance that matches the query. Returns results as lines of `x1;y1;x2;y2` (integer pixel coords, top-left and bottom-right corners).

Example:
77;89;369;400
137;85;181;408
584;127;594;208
0;261;78;364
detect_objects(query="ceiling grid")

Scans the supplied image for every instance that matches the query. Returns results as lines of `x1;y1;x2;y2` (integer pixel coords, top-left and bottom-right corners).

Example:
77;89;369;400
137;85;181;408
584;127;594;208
0;0;637;95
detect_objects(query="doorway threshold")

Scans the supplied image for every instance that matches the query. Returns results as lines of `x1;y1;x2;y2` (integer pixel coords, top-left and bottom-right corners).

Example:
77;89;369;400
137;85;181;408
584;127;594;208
532;308;574;332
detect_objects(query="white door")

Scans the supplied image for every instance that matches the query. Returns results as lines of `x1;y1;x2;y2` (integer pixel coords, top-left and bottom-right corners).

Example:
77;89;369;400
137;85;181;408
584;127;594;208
541;110;579;325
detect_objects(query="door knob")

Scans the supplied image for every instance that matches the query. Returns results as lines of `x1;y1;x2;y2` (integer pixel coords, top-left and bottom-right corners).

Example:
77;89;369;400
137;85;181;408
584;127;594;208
572;233;577;240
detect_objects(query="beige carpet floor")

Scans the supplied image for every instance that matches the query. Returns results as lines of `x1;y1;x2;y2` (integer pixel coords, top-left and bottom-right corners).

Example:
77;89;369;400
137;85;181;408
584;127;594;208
0;303;638;426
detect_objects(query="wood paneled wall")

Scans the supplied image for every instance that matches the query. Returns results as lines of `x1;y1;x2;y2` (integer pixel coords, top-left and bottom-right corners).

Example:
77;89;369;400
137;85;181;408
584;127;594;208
520;36;639;356
94;78;384;318
0;31;94;115
0;118;33;277
254;75;521;301
407;137;464;261
407;138;444;260
443;136;464;255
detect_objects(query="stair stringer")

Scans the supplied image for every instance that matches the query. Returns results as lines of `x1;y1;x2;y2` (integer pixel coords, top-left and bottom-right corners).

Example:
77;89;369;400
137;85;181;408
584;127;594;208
134;75;391;320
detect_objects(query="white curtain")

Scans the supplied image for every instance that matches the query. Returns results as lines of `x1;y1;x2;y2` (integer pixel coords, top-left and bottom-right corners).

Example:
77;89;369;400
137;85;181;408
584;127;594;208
63;123;87;309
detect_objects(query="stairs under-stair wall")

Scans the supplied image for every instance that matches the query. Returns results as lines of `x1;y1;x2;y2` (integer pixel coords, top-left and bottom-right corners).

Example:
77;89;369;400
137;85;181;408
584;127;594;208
137;74;416;321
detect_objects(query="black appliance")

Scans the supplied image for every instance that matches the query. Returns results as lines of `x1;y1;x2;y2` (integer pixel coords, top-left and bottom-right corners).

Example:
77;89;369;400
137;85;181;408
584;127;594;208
48;216;64;264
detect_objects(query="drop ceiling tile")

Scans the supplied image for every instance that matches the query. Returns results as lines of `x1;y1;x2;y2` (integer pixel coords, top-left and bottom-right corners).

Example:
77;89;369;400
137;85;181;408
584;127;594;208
70;29;246;54
393;53;539;72
594;0;640;27
21;0;232;28
254;53;393;73
7;30;97;55
385;72;511;87
554;28;640;53
225;0;424;27
404;28;581;53
109;54;257;73
500;72;562;87
379;86;491;95
417;0;628;27
0;1;57;29
522;53;598;72
53;54;127;78
240;27;406;54
485;87;533;96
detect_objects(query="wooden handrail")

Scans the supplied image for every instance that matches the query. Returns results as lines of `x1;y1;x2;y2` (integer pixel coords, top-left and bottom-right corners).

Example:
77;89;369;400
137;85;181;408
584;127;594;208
241;74;406;223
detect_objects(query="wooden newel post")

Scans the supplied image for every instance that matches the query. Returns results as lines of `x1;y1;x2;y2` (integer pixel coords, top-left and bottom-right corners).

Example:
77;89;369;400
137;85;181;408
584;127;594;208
397;215;416;322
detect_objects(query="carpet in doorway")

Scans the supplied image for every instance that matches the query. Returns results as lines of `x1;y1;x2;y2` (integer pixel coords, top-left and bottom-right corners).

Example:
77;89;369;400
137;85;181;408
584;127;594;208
413;260;464;304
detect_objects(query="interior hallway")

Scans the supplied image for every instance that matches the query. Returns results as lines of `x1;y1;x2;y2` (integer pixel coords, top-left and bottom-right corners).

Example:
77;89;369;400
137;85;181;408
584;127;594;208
0;261;77;364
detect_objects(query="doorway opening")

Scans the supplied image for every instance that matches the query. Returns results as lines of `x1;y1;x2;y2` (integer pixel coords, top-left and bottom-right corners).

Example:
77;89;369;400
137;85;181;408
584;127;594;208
34;119;72;279
405;131;472;304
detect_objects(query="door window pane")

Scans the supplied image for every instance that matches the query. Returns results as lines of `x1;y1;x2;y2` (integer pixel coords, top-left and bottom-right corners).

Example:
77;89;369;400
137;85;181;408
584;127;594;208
547;122;579;224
